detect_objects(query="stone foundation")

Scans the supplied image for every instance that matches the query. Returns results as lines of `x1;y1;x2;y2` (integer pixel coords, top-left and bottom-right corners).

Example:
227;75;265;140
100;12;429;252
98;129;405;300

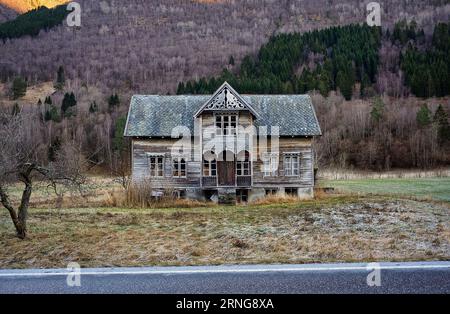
297;187;314;199
180;186;314;203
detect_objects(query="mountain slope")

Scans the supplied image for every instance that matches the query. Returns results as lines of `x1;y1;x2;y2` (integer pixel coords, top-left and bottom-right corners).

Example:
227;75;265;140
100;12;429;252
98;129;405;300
0;0;69;13
0;5;69;40
0;0;448;94
0;4;17;22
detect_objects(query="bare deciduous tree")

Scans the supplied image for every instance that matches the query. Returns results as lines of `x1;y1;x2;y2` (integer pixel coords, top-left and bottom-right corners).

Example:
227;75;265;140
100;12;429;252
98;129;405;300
0;112;87;239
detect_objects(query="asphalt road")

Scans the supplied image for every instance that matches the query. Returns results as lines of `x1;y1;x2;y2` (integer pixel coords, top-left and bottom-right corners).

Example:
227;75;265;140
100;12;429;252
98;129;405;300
0;261;449;294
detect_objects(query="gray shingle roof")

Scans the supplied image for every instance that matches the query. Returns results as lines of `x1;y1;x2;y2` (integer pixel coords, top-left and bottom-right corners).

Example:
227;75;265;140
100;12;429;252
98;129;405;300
124;94;322;137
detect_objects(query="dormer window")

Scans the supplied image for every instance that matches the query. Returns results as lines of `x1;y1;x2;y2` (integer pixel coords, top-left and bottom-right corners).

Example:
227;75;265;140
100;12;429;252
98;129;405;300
215;114;237;136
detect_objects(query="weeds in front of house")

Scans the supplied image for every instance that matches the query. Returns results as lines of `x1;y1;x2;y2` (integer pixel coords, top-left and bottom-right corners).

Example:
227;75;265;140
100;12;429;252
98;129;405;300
1;194;448;269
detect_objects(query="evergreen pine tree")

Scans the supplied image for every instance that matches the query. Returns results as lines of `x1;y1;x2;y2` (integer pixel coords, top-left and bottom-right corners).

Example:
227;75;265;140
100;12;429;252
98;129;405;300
229;55;235;66
112;116;127;152
45;105;60;122
176;82;185;95
69;92;77;107
12;77;27;100
108;94;120;110
55;65;65;90
61;93;71;116
434;104;450;143
416;104;431;127
370;97;384;123
44;110;52;122
44;96;52;105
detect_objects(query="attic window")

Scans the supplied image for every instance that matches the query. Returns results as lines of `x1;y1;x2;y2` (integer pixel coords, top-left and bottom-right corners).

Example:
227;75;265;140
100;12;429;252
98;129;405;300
215;114;237;136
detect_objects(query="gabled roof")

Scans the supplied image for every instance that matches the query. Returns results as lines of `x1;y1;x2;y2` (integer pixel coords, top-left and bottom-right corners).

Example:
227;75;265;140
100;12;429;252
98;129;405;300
193;82;260;118
124;91;322;137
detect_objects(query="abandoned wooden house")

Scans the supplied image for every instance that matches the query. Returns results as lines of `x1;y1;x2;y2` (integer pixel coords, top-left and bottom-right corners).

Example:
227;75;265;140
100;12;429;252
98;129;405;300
124;82;322;203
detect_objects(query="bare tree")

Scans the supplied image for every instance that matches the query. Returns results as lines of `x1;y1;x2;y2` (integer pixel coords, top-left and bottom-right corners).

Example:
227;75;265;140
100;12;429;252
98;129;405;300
111;150;131;190
0;112;87;239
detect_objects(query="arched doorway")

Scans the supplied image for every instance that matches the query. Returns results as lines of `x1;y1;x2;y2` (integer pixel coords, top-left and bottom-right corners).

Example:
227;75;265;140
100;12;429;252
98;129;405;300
217;150;235;186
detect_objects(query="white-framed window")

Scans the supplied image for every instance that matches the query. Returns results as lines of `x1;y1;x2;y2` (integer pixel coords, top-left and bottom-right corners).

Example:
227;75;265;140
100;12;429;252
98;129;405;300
284;154;300;176
172;157;187;178
215;114;237;136
262;153;279;177
236;151;250;176
203;152;217;176
148;155;164;177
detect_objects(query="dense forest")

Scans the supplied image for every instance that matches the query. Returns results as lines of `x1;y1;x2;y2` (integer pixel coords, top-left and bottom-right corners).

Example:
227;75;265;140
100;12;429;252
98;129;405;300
0;5;68;41
401;22;450;98
177;24;381;100
178;21;450;100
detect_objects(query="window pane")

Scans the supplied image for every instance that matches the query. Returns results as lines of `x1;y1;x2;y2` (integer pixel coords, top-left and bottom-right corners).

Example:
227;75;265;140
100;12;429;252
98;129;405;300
293;157;298;176
285;157;291;171
173;159;179;177
203;160;210;176
181;159;186;177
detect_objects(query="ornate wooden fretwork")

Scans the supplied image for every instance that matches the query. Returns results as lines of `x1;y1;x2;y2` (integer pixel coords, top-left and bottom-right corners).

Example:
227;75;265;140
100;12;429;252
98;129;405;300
194;82;260;118
205;86;246;110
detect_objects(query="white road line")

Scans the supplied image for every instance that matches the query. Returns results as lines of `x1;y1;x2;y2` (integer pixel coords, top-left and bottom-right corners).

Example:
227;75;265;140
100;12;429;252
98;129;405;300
0;264;449;277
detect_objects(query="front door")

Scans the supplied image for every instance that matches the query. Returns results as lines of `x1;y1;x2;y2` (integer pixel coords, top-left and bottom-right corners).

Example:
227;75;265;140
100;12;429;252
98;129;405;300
218;151;235;186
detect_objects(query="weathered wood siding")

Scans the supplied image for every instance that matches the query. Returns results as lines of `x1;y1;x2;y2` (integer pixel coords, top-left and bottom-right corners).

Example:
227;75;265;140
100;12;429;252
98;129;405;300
252;138;314;188
201;112;254;155
132;113;315;189
132;139;200;188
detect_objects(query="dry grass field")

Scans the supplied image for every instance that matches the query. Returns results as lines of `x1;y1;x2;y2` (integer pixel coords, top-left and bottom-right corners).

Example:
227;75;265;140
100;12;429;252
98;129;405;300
0;194;449;269
322;177;450;202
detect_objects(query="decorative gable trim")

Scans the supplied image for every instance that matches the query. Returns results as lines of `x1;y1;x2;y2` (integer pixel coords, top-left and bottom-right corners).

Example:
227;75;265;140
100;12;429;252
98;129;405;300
193;82;260;118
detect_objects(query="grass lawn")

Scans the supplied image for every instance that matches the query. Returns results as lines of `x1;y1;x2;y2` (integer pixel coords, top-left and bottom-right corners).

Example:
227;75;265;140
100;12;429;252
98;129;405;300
0;195;449;269
322;177;450;202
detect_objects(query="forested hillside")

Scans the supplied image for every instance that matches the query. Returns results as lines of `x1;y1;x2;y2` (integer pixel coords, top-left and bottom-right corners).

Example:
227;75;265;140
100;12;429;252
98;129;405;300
178;21;450;100
0;0;68;13
0;0;449;173
401;22;450;98
0;0;448;93
0;5;68;41
177;24;381;100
